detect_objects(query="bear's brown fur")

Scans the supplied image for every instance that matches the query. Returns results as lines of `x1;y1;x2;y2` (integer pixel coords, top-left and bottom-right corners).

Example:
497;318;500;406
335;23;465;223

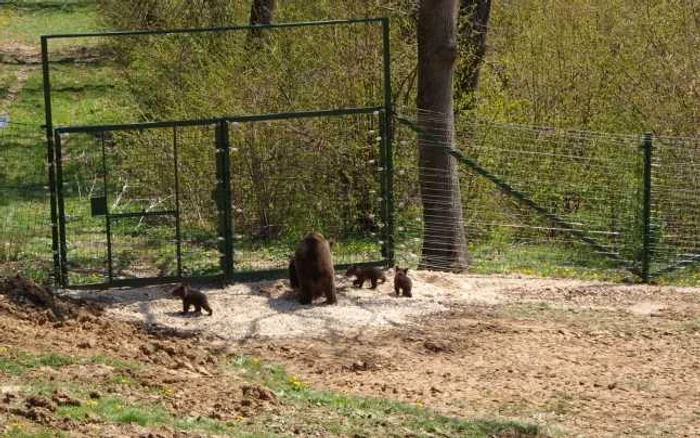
345;265;387;289
170;284;213;315
394;266;412;298
288;258;299;289
293;232;337;305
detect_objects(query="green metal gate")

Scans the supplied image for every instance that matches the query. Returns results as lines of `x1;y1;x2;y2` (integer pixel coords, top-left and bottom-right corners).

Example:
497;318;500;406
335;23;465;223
52;108;391;288
42;19;395;288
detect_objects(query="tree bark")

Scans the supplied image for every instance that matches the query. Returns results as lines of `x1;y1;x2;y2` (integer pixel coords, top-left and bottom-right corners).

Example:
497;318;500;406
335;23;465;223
417;0;469;271
456;0;492;112
248;0;276;39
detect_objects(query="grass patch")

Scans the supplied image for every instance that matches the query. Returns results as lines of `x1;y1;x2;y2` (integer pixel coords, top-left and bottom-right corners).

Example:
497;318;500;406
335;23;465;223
88;354;143;371
231;355;544;437
0;348;75;376
3;422;70;438
682;318;700;332
25;381;236;435
59;396;169;426
0;1;99;48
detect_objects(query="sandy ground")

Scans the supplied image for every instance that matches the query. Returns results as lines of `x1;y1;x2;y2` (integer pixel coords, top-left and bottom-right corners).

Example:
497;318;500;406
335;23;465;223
7;272;700;437
71;272;532;341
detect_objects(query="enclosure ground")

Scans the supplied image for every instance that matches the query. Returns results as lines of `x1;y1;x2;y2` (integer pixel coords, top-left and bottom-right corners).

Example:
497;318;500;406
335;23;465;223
54;272;700;437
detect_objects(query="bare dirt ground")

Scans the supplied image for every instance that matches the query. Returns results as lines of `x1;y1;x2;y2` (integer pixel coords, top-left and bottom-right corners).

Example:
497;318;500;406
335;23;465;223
1;272;699;437
56;271;700;437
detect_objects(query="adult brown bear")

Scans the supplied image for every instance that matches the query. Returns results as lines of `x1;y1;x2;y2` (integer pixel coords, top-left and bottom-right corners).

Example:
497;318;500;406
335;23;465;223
292;231;337;305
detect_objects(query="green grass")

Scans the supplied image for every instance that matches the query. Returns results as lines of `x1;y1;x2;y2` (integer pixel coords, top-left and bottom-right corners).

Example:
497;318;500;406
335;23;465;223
3;349;545;436
0;0;137;282
468;242;633;281
230;355;544;437
0;348;75;376
0;1;99;49
88;354;144;371
3;425;71;438
59;395;170;426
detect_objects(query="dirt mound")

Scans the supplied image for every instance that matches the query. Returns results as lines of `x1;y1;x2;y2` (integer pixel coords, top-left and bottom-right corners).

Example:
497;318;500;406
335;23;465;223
0;275;104;322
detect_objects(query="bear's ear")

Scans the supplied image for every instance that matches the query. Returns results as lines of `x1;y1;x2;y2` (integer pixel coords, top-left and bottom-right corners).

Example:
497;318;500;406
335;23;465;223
404;268;409;273
328;239;335;249
394;265;399;270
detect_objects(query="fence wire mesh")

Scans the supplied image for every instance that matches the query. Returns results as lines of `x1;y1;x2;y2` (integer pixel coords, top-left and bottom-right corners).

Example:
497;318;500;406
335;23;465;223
394;109;700;283
54;110;387;286
227;113;386;273
650;136;700;281
0;122;54;283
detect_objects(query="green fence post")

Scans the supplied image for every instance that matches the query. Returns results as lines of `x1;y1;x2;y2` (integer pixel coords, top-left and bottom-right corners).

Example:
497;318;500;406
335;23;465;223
215;121;234;281
173;126;183;278
53;131;69;285
641;133;653;283
41;36;62;286
381;17;395;267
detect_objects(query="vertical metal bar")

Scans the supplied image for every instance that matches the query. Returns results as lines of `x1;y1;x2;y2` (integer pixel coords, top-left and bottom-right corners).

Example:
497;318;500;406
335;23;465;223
100;133;113;283
216;121;234;281
381;18;395;266
42;37;61;285
378;112;389;259
173;126;182;278
53;131;68;283
641;133;653;283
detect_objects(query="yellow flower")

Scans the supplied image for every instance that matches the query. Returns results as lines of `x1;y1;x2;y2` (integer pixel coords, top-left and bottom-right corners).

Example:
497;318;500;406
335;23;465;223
115;404;123;411
0;346;9;354
8;420;24;430
288;375;308;389
161;386;174;396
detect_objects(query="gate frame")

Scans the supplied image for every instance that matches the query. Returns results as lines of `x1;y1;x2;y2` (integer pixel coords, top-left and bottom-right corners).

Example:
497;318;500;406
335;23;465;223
42;18;394;288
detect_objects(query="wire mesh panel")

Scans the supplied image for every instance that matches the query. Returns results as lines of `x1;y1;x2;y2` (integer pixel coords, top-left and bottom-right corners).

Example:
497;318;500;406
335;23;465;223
651;136;700;281
227;111;386;273
458;120;644;277
0;122;54;282
394;112;645;280
175;125;221;278
57;131;108;285
57;124;221;286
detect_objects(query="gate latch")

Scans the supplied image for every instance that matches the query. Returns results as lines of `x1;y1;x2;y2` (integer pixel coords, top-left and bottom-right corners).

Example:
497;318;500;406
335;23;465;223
91;196;107;216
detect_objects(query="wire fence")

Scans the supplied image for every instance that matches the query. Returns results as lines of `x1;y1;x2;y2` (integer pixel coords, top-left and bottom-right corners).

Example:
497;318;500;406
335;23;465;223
3;109;700;285
0;121;54;283
394;109;700;283
53;111;387;287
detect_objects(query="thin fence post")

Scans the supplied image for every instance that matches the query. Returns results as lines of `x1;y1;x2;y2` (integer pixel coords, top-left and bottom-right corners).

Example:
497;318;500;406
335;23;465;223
641;133;653;283
381;17;395;267
41;36;62;286
215;121;234;282
53;131;68;285
173;126;182;279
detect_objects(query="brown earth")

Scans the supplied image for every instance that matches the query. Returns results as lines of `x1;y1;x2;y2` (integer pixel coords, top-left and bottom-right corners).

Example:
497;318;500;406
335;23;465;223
1;274;699;437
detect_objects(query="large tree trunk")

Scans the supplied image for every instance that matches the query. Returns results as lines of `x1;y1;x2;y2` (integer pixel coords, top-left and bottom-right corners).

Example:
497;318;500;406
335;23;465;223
249;0;276;39
417;0;469;271
456;0;492;112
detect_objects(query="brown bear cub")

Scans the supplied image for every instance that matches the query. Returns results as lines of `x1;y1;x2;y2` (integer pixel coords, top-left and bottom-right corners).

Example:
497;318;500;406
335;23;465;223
293;231;337;305
170;284;213;315
394;266;412;298
345;265;387;289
